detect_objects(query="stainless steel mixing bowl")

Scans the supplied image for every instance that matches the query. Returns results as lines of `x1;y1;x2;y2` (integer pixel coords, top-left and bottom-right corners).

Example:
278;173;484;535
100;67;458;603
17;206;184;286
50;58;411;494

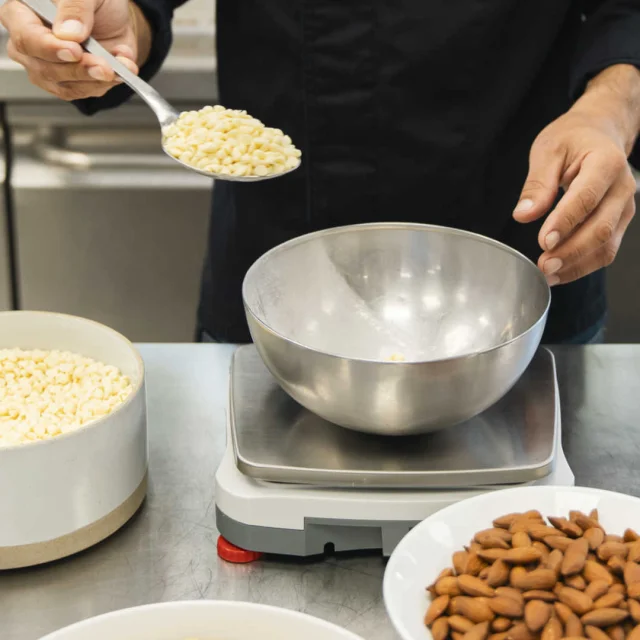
243;223;550;435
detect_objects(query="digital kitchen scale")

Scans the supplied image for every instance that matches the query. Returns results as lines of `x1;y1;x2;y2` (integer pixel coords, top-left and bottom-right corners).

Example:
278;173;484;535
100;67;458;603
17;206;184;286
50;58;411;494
214;345;574;559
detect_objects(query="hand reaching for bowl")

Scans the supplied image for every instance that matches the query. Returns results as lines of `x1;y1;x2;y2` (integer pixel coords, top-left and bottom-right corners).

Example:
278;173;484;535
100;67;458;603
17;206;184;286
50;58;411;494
513;64;640;286
0;0;151;101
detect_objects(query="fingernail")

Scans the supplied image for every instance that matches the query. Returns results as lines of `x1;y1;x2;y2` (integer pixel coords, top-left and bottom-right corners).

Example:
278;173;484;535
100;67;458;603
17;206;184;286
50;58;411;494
88;66;106;81
116;45;134;59
514;199;534;214
545;231;560;251
546;275;560;287
543;257;563;275
56;49;77;62
57;20;84;36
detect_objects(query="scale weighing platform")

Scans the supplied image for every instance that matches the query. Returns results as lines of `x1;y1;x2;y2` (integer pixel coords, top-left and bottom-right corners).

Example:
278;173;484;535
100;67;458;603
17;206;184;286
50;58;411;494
214;345;574;560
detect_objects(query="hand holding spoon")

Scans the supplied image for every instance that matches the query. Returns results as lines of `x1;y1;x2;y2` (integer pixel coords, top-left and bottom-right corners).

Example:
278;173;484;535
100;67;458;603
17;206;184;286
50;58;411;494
20;0;301;182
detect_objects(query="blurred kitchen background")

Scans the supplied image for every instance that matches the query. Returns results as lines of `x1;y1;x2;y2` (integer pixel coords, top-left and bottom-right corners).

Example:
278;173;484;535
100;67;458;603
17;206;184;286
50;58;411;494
1;1;639;342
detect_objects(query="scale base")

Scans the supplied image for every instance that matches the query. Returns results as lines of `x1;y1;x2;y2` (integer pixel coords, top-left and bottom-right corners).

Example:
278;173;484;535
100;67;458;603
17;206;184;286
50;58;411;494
215;434;574;559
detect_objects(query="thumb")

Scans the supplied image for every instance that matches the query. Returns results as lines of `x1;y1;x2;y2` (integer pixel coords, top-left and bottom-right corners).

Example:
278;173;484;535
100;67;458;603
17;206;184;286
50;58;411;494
53;0;96;42
513;140;564;223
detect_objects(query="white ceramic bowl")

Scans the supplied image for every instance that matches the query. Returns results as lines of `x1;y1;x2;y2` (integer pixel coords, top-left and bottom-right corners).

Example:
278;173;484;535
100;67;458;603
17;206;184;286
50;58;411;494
383;485;640;640
40;600;365;640
0;311;147;569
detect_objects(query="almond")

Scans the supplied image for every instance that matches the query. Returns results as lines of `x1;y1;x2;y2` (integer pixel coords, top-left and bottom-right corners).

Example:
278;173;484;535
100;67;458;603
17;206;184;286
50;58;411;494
554;602;574;624
454;551;470;575
494;514;523;529
478;549;510;562
541;615;563;640
628;541;640;563
503;547;544;565
624;529;640;543
459;575;496;598
462;621;490;640
488;560;511;588
479;566;492;580
545;536;573;552
597;543;628;562
482;537;511;550
452;596;495;623
436;576;462;596
584;528;606;551
570;511;602;532
512;532;533;548
629;583;640;601
562;538;590;576
426;595;451;625
585;625;612;640
625;562;640;587
452;632;465;640
511;568;558;591
450;616;477;632
549;516;583;538
505;622;536;640
584;560;614;586
606;624;625;640
534;541;552;561
489;596;523;619
529;525;567;541
438;567;455;579
609;584;626;595
607;556;625;576
488;634;509;640
581;609;629;628
496;587;526;606
558;586;594;616
589;509;599;521
476;529;513;544
566;575;587;591
546;549;564;575
605;535;624;543
525;600;552;632
565;612;584;637
593;593;624;610
431;617;449;640
523;590;558;602
628;625;640;640
585;580;611;601
628;600;640;623
466;553;488;576
492;618;513;632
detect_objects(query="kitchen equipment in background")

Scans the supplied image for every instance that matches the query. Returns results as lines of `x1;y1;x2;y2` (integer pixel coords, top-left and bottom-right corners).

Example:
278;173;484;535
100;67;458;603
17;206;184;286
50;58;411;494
0;311;147;570
0;7;216;341
0;125;11;311
215;344;574;558
244;223;550;435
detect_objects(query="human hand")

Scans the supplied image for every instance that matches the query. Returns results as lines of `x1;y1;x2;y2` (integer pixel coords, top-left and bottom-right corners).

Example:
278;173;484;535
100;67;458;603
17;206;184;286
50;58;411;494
513;64;640;286
0;0;145;101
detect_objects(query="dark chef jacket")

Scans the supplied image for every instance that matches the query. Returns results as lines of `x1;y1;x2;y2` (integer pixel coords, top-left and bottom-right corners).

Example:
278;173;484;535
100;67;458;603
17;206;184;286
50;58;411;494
77;1;640;344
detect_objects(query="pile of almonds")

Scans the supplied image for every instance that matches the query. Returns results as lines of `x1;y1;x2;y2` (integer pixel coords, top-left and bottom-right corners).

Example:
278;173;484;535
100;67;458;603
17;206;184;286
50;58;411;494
425;509;640;640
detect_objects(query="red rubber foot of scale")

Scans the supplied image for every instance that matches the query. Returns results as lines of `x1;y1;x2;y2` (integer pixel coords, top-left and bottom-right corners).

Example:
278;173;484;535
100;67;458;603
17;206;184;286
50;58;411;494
217;536;263;563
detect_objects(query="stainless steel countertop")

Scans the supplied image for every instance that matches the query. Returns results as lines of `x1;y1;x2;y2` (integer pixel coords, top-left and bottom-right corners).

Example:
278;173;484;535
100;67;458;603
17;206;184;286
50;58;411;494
1;344;639;640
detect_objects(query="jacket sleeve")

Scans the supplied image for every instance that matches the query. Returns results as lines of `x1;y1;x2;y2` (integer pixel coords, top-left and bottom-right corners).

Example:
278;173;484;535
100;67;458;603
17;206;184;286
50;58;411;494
569;0;640;168
74;0;187;116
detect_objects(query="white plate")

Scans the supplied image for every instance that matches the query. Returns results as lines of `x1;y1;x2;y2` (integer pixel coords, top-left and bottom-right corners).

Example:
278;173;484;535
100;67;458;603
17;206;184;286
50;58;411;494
383;485;640;640
40;600;364;640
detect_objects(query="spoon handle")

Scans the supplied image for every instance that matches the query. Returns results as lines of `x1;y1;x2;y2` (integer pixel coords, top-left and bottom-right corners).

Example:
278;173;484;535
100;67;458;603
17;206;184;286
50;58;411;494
20;0;178;128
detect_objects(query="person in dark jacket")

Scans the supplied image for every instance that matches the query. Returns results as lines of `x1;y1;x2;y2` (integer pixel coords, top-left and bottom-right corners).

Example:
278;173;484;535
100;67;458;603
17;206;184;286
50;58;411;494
2;0;640;344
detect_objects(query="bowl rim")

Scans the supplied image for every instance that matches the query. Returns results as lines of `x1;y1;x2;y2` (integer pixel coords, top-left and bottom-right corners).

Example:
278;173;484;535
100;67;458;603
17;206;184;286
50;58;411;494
242;222;551;364
0;310;145;453
382;484;640;640
40;599;365;639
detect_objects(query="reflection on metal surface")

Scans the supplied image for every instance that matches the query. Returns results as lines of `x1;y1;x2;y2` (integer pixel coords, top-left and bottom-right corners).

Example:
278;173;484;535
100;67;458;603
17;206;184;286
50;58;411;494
231;345;557;488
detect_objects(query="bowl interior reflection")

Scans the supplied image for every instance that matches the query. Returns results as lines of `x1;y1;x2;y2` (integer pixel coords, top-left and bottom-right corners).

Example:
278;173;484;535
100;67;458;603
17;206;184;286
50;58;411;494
243;225;549;362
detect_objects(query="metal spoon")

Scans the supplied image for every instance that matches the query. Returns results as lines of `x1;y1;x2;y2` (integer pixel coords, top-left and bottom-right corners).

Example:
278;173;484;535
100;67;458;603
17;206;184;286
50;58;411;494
20;0;300;182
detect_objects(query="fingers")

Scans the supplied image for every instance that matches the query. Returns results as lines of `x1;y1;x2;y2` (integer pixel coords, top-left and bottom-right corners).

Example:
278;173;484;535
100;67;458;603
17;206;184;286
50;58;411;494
543;195;635;286
513;136;565;224
52;0;96;42
0;0;83;62
537;149;628;251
